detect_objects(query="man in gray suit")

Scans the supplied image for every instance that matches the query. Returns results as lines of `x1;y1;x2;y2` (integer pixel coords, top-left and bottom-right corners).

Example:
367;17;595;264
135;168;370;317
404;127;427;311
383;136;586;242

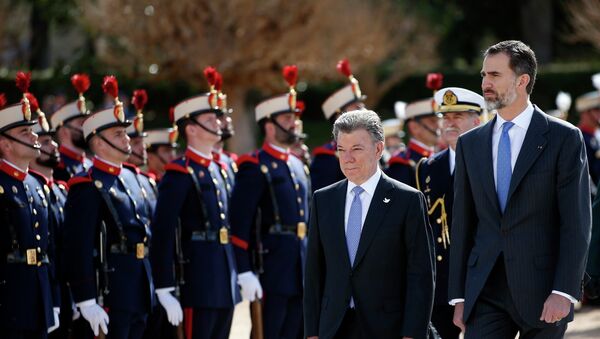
304;110;434;339
449;40;591;338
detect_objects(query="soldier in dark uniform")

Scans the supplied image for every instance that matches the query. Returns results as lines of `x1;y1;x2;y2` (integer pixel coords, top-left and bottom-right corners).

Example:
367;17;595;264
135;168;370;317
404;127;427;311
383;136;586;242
230;65;310;339
145;127;178;182
0;86;57;338
574;82;600;189
212;73;237;196
124;89;158;214
415;87;483;339
27;94;72;339
50;73;93;182
151;67;241;339
386;97;440;187
310;59;365;192
63;76;154;339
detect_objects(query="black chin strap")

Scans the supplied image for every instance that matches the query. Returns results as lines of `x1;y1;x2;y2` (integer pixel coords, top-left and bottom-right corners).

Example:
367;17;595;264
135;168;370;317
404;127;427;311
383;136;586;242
97;133;131;156
415;119;439;138
190;119;222;137
1;132;41;151
130;151;146;163
271;118;299;141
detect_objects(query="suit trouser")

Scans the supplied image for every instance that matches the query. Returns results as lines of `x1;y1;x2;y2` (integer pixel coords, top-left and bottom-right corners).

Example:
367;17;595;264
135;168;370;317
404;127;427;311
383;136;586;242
106;309;148;339
431;304;460;339
184;307;234;339
262;293;303;339
141;305;178;339
465;257;567;339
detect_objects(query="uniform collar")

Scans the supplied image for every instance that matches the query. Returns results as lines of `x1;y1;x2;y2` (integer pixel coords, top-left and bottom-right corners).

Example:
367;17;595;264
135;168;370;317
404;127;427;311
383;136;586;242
408;138;434;157
185;146;212;168
0;159;27;181
212;150;222;163
263;142;289;161
123;162;141;174
148;168;162;181
93;156;122;175
28;168;53;186
59;144;86;163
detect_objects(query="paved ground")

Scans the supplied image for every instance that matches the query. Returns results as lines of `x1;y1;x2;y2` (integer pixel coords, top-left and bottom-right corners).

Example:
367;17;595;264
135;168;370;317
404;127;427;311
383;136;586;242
228;301;600;338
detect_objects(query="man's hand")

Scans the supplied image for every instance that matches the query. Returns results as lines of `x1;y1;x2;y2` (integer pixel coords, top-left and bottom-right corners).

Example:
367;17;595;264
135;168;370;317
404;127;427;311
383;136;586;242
453;302;466;332
540;294;570;323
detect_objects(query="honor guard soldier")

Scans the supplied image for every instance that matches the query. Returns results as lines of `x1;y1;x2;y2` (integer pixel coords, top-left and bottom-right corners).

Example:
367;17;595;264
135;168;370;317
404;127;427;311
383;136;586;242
386;73;444;187
0;74;58;338
50;74;93;182
575;73;600;188
124;89;158;214
546;91;571;121
230;65;310;339
150;67;241;339
145;126;178;182
27;93;73;339
310;59;366;191
212;71;237;196
415;87;483;339
63;76;154;338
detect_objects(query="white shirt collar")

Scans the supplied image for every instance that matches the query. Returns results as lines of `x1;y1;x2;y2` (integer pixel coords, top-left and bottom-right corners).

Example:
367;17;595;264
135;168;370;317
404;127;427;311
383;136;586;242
347;168;382;197
187;145;213;160
494;101;534;132
448;147;456;174
268;143;289;154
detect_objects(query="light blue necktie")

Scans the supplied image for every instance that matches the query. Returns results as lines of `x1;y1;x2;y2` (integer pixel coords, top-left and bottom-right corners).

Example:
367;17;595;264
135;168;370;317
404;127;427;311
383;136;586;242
346;186;364;308
346;186;364;266
497;121;514;213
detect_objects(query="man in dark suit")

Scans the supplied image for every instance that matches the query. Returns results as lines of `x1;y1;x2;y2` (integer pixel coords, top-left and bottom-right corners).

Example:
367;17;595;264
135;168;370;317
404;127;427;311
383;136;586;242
449;40;591;338
304;110;434;339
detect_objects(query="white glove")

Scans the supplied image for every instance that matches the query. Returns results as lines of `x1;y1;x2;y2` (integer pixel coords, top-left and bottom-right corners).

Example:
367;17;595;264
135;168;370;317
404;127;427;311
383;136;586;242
237;271;263;302
156;288;183;326
78;300;109;336
71;302;81;321
47;307;60;333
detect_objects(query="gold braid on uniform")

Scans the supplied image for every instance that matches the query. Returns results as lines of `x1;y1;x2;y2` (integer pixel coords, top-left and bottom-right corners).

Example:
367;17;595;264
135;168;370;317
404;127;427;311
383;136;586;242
415;157;450;249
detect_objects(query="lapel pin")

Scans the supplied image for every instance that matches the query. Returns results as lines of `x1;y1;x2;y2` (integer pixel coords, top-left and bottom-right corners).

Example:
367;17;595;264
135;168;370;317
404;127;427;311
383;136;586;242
537;145;543;150
383;198;391;203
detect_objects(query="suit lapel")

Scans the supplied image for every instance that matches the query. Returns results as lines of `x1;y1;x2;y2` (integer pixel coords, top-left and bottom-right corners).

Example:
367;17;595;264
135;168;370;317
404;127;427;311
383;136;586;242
334;180;352;269
477;118;500;214
506;109;549;203
352;174;395;269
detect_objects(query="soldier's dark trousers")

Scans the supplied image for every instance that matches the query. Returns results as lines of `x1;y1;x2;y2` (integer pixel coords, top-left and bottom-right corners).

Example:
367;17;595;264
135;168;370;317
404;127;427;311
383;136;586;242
263;294;303;339
465;259;567;339
184;307;234;339
431;304;460;339
106;310;148;339
2;328;47;339
141;305;177;339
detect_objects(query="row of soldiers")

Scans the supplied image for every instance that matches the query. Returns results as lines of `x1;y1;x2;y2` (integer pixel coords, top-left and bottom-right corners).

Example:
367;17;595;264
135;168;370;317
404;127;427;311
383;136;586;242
1;59;599;339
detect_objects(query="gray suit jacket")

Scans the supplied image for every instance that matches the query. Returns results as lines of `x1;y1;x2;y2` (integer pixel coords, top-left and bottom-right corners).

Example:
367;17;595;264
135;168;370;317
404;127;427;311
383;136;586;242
304;173;435;339
449;108;591;327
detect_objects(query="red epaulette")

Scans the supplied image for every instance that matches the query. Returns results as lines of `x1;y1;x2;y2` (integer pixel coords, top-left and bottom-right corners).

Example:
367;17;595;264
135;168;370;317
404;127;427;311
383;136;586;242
67;175;92;187
56;180;69;191
236;152;259;166
164;163;189;174
388;156;410;166
312;146;336;156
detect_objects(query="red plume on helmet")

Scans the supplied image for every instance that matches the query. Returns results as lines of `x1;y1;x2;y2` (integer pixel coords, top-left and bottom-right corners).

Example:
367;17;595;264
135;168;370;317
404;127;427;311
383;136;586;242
132;89;148;113
214;72;223;92
203;66;217;89
25;93;39;113
282;65;298;88
426;73;443;92
0;93;6;109
15;71;31;95
337;59;353;78
169;107;175;124
102;75;120;100
71;73;91;95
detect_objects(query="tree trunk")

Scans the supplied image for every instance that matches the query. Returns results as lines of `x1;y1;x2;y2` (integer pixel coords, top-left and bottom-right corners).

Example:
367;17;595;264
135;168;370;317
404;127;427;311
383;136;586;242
29;3;50;69
520;0;553;64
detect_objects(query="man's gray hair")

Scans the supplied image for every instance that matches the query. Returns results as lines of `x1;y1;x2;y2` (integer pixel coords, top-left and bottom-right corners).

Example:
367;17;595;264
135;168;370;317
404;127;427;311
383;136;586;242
332;110;384;143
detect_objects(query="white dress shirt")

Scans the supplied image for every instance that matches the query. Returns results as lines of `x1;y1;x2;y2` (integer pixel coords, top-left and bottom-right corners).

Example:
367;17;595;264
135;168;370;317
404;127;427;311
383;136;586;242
449;102;576;305
449;147;456;175
344;168;382;232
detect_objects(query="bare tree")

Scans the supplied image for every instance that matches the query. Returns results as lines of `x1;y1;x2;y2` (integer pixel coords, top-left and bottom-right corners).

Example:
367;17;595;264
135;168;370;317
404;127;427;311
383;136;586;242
80;0;438;152
565;0;600;51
